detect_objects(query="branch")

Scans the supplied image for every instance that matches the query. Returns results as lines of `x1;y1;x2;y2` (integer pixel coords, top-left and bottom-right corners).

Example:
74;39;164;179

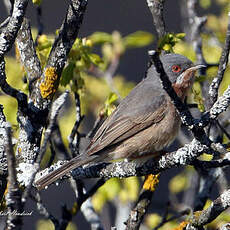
37;91;69;164
0;0;28;57
188;189;230;228
37;0;88;108
68;92;84;157
35;139;208;184
125;174;160;230
146;0;166;38
154;209;190;230
0;105;9;200
5;123;23;230
68;179;104;230
0;57;28;105
47;0;88;73
193;166;222;211
209;13;230;107
34;6;44;46
30;191;59;228
80;196;104;230
76;179;105;209
19;92;69;202
219;223;230;230
16;18;42;87
51;124;71;161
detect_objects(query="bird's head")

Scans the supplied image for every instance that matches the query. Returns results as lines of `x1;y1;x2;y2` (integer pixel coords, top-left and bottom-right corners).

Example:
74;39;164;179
160;53;205;100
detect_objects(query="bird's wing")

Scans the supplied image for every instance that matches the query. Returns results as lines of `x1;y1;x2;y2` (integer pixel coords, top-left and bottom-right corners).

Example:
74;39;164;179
87;79;168;155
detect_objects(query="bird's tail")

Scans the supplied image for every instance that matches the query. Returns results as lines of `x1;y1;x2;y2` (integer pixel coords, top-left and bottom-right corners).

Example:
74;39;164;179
35;154;98;190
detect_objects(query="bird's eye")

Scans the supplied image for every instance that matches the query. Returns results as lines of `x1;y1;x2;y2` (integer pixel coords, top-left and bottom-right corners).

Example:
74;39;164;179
172;65;181;73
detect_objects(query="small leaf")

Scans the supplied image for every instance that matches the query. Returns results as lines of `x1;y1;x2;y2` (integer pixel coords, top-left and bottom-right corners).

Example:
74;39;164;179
60;62;75;86
124;31;154;48
105;92;118;106
88;53;103;66
175;33;186;39
89;32;112;45
158;33;186;51
32;0;42;5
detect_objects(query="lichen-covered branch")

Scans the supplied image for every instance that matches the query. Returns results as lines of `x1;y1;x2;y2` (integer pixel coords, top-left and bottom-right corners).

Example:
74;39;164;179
0;0;28;57
35;139;208;184
0;105;9;201
37;91;69;165
5;124;23;230
125;174;160;230
37;0;88;109
19;91;69;192
80;197;104;230
16;18;42;88
146;0;166;38
187;189;230;228
209;12;230;107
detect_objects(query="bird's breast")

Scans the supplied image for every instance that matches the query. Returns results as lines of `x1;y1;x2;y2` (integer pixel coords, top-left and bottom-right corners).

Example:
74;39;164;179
117;97;181;160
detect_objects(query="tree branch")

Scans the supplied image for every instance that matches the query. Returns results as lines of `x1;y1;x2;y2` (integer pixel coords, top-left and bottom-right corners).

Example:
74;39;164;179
35;139;209;184
5;123;23;230
188;189;230;228
0;0;28;57
37;0;88;109
209;11;230;107
146;0;166;38
16;18;42;88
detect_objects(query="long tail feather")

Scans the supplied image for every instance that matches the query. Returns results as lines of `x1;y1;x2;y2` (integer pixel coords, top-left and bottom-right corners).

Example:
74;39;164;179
35;154;98;190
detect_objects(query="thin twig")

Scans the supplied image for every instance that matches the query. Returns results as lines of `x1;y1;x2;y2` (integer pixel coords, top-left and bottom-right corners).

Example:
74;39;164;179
69;92;84;157
154;209;190;230
34;6;44;46
5;124;23;230
30;191;59;227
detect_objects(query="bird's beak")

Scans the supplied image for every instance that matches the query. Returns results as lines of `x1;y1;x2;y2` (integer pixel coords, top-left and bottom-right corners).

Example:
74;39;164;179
176;64;206;85
187;64;206;72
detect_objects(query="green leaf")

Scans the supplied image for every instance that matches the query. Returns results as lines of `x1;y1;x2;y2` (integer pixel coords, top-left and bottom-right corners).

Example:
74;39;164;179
124;31;154;48
60;62;75;86
175;33;186;39
104;92;119;116
89;32;112;45
105;92;118;106
158;33;186;52
32;0;42;5
88;53;103;66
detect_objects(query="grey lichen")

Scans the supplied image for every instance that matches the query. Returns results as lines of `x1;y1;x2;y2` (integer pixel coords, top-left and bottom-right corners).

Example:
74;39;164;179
210;86;230;119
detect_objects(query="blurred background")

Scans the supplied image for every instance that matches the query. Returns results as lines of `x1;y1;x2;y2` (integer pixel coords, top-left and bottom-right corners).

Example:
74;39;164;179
0;0;227;230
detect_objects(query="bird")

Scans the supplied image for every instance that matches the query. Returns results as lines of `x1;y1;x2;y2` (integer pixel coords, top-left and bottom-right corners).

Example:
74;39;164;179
35;53;204;190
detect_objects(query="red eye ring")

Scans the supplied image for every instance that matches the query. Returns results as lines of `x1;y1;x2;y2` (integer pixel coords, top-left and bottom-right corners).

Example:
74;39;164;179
172;65;181;73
